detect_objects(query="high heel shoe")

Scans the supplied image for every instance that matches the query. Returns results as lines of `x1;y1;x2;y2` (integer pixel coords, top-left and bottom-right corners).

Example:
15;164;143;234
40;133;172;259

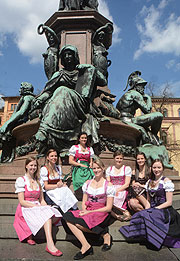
74;246;93;260
45;246;63;257
101;235;113;252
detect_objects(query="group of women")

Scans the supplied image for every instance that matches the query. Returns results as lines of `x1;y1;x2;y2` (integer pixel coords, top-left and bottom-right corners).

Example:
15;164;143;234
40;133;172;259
13;132;180;259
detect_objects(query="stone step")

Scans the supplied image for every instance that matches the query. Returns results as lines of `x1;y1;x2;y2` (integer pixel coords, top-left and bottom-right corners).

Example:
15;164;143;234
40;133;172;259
0;197;180;242
0;215;128;242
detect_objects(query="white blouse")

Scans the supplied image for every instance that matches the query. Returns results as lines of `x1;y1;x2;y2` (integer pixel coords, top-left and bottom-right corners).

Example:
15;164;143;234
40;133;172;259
106;165;132;177
145;178;174;192
82;180;115;197
15;175;40;193
40;165;62;181
69;144;94;158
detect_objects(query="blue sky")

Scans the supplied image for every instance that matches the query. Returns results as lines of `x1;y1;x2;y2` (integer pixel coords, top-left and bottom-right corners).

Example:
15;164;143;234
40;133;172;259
0;0;180;108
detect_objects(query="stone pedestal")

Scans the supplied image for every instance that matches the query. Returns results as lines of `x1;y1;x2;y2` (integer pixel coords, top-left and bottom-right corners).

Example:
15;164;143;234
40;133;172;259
45;11;112;65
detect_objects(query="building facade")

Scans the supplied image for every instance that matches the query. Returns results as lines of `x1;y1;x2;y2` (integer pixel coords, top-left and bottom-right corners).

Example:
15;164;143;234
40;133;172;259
0;96;20;127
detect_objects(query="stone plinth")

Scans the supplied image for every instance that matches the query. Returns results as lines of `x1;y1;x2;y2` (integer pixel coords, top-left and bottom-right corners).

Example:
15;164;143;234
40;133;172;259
45;11;112;65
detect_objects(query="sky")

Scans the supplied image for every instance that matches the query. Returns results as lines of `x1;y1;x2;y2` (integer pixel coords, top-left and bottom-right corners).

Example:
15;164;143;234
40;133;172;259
0;0;180;108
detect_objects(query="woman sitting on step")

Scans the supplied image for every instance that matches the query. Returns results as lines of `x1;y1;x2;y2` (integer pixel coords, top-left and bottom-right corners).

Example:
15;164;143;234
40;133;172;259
106;151;132;221
13;157;63;257
128;152;150;213
63;158;114;260
40;149;78;214
120;159;180;249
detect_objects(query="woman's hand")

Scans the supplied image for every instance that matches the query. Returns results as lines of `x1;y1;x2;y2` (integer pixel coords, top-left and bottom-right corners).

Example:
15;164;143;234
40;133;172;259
80;163;88;168
79;210;91;216
133;182;141;188
57;180;64;188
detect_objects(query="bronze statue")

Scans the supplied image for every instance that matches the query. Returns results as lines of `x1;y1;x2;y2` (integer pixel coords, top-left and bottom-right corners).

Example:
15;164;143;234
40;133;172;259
92;23;113;79
116;71;163;145
31;45;107;155
58;0;98;11
0;82;35;162
37;24;60;80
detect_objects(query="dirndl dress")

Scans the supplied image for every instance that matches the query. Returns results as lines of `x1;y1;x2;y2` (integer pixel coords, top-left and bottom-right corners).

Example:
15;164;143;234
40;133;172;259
13;176;61;242
120;176;180;249
40;165;78;213
63;179;115;234
69;144;94;191
106;165;132;210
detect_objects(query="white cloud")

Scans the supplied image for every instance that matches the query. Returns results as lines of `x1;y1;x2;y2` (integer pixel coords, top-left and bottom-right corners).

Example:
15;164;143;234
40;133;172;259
99;0;121;45
134;0;180;60
0;0;121;64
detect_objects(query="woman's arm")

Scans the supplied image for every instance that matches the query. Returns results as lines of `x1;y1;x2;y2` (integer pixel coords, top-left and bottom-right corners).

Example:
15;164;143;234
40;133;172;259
44;180;64;190
106;176;111;182
18;192;38;208
39;190;47;206
81;193;88;211
116;176;131;193
69;155;88;168
89;157;93;168
155;191;173;209
137;194;150;209
79;196;113;216
79;184;114;216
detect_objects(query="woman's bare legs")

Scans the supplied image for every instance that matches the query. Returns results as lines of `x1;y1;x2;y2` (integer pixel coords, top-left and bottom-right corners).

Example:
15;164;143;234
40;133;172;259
129;198;144;212
43;219;59;252
66;221;91;254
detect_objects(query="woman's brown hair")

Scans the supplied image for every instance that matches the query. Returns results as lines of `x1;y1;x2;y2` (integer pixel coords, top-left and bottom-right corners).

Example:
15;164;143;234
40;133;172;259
113;150;124;158
136;152;149;180
75;132;91;147
149;159;164;187
44;149;60;178
25;156;39;181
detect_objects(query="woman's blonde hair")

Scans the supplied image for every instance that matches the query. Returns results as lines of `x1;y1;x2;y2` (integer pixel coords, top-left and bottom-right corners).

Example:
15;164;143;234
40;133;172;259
92;158;105;176
44;149;60;178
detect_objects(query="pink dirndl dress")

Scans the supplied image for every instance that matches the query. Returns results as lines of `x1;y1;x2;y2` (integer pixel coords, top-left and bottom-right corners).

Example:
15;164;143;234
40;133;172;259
13;176;61;242
63;179;114;232
106;165;132;211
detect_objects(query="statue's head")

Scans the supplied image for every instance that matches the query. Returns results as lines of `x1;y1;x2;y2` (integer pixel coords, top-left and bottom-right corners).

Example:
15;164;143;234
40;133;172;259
60;45;80;69
20;82;34;95
124;71;147;94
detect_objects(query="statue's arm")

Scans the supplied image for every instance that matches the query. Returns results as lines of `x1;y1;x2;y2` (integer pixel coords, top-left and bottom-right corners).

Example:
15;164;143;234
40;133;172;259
0;96;33;132
134;93;152;114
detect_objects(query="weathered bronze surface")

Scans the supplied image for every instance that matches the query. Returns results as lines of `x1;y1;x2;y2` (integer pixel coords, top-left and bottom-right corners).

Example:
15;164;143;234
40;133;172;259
37;24;60;80
92;23;113;79
116;71;163;145
0;82;35;162
58;0;98;11
28;45;107;156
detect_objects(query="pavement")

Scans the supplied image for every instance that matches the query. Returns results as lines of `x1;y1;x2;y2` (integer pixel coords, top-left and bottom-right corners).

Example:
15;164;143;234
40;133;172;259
0;238;180;261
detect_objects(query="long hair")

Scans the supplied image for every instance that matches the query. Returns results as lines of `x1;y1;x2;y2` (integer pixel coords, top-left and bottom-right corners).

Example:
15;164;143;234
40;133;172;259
44;149;60;178
135;152;149;180
75;132;91;147
25;157;39;181
149;159;164;187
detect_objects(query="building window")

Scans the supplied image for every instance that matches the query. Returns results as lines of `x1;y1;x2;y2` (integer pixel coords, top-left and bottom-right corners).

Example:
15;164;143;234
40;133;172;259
161;131;167;145
178;108;180;117
10;104;17;111
163;108;168;117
